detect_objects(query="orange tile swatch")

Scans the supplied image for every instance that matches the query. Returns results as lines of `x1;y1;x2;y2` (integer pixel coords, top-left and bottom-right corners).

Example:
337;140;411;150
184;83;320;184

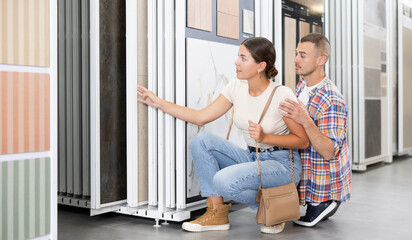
0;71;50;154
0;0;50;67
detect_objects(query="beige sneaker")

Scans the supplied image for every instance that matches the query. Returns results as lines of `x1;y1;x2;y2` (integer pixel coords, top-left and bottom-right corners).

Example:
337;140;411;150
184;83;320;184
260;222;285;234
182;199;231;232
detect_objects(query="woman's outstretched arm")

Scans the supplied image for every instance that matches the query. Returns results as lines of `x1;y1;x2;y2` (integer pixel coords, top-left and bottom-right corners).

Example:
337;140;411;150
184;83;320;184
138;85;233;127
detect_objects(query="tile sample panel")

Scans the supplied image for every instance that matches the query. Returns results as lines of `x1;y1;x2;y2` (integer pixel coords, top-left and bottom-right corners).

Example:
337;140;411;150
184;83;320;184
186;38;246;198
217;0;239;39
0;0;50;66
187;0;212;31
299;21;310;39
363;35;381;68
242;9;254;34
137;0;148;202
312;25;323;33
0;158;50;240
217;12;239;39
365;100;381;158
284;17;297;90
402;26;412;148
0;71;50;154
217;0;239;16
99;0;127;204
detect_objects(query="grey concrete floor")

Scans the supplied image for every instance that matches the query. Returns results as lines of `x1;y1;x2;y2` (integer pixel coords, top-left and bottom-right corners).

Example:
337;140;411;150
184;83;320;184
59;156;412;240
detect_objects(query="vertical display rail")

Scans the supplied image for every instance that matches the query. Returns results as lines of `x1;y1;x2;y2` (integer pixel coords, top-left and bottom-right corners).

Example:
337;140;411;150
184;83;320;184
126;0;139;208
352;0;360;166
358;0;365;167
58;0;67;195
260;0;273;42
344;0;354;162
157;0;166;212
273;0;283;85
335;0;342;89
90;0;101;209
164;0;176;209
81;0;90;197
175;0;186;210
385;0;395;163
72;0;82;198
324;0;330;76
398;0;404;153
148;0;158;206
65;0;74;196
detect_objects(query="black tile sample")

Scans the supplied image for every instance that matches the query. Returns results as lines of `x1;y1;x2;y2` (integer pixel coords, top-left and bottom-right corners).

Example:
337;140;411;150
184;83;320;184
99;0;127;204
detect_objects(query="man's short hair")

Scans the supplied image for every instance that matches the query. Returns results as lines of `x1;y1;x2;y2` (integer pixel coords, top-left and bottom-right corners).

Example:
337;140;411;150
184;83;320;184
300;33;330;58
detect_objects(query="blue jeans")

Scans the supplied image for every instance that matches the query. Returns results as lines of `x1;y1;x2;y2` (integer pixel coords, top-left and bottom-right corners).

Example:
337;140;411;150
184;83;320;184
190;132;302;209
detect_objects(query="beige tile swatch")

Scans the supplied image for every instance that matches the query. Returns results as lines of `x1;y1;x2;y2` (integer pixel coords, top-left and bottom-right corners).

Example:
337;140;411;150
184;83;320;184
284;17;297;90
217;0;239;16
217;0;239;39
187;0;212;31
299;21;310;40
217;12;239;39
0;0;49;67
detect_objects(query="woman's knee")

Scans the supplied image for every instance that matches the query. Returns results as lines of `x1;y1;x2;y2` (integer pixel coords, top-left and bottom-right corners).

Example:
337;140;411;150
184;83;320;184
213;170;232;196
190;132;214;151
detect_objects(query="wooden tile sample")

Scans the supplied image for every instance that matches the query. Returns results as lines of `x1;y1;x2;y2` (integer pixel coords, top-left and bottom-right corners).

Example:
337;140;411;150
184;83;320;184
217;12;239;39
187;0;212;31
0;0;50;66
217;0;239;16
299;21;310;40
284;17;297;90
313;25;323;33
217;0;239;39
0;71;50;154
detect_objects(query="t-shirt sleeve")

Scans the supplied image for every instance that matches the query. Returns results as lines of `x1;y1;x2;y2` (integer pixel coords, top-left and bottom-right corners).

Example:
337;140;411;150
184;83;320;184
277;86;298;103
221;80;237;103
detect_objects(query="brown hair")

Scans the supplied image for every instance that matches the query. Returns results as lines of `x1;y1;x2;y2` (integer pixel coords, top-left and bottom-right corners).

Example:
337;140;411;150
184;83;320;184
300;33;330;58
241;37;278;80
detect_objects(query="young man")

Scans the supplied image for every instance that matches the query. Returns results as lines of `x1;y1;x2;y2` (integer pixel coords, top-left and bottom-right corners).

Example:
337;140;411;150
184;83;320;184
279;33;352;227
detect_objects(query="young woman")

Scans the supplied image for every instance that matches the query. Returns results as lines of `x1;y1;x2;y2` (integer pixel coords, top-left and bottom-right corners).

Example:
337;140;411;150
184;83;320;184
137;37;309;234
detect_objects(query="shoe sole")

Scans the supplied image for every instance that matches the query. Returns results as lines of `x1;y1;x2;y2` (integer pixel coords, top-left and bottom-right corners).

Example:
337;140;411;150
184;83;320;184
182;222;230;232
293;201;337;227
323;201;341;220
260;222;285;234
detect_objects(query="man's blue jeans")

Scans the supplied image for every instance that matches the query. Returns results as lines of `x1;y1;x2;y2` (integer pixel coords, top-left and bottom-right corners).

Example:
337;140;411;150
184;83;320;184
190;132;302;209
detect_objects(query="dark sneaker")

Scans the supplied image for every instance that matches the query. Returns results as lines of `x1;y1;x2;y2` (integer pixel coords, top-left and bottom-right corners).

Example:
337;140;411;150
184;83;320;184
293;200;341;227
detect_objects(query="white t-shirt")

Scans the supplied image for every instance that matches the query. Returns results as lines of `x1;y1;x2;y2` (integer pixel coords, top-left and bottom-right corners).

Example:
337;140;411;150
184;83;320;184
221;80;298;149
298;82;320;106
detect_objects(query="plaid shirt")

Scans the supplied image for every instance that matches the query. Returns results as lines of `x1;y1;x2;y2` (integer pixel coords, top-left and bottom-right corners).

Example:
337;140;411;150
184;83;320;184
296;77;352;205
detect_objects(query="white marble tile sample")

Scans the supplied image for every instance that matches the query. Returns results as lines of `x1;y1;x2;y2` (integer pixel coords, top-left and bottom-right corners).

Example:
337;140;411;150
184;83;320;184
242;9;254;34
186;38;246;198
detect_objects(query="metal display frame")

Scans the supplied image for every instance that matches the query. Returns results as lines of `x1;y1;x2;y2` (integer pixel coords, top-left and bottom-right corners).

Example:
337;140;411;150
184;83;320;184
350;0;394;170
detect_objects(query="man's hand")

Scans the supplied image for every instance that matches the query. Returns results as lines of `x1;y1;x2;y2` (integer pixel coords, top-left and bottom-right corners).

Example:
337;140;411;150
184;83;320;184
279;98;311;127
248;120;265;142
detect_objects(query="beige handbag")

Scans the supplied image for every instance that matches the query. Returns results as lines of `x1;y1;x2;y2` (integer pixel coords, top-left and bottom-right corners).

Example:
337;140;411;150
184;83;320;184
254;85;300;226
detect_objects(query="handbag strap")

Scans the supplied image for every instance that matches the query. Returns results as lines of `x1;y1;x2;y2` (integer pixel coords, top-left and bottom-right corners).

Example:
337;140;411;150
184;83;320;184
226;85;279;140
254;86;294;192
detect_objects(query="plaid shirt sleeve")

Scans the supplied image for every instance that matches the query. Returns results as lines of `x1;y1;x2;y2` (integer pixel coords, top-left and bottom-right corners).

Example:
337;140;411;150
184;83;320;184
317;96;348;157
